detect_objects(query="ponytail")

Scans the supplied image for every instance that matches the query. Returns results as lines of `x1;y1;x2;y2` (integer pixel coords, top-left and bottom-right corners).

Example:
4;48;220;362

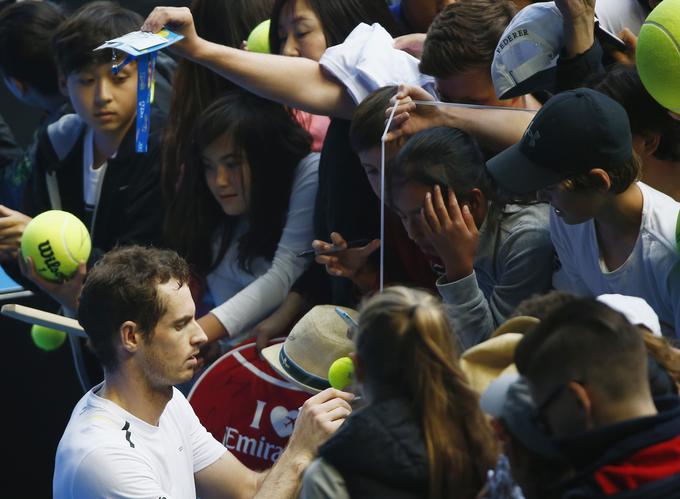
357;288;498;499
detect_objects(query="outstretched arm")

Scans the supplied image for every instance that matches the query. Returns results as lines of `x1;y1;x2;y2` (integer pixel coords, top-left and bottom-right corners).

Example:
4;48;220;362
142;7;355;118
385;85;535;153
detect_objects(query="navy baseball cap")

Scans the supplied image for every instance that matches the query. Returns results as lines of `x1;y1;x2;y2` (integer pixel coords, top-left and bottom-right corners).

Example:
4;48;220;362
487;88;633;194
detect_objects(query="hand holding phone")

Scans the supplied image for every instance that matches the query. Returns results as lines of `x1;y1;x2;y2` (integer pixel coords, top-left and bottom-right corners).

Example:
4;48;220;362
297;238;373;258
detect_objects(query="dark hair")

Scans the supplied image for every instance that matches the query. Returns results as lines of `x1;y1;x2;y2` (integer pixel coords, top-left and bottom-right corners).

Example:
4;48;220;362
514;291;578;320
350;85;398;153
162;0;275;202
390;127;496;206
357;287;497;498
164;90;312;275
564;152;641;194
78;246;190;372
53;1;143;76
269;0;400;55
0;1;65;95
420;0;516;77
515;299;649;402
593;64;680;162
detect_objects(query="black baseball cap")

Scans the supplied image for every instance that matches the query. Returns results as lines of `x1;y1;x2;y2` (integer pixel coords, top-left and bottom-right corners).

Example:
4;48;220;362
487;88;633;194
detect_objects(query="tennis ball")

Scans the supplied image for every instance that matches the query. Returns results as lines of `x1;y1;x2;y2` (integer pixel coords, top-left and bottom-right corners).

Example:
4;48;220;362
21;210;91;282
247;19;271;54
637;0;680;112
328;356;354;390
31;324;66;351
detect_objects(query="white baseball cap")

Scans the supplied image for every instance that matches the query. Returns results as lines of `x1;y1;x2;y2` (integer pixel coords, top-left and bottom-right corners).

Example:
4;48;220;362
597;294;662;336
491;2;564;99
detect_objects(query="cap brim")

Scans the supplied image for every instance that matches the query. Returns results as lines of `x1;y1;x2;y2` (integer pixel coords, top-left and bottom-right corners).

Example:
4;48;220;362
487;142;567;194
480;373;520;417
498;66;557;100
260;343;322;395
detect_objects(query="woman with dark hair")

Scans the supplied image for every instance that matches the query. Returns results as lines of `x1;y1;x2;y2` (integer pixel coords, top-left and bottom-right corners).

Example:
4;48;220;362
301;286;498;499
389;127;553;348
164;90;318;344
161;0;275;203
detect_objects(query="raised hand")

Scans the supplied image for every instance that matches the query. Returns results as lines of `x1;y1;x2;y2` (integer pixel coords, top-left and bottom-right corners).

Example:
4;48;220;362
141;6;202;59
384;84;442;142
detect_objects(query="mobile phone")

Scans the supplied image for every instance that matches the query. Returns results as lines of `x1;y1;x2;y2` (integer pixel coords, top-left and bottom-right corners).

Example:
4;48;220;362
296;238;373;258
595;19;626;51
1;303;87;338
335;306;359;329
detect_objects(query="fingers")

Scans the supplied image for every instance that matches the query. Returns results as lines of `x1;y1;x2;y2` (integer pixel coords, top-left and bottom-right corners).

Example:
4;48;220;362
73;261;87;284
141;6;189;33
422;191;442;233
0;204;13;217
324;405;352;422
306;387;354;405
359;239;381;257
461;204;478;236
255;333;268;355
329;232;347;248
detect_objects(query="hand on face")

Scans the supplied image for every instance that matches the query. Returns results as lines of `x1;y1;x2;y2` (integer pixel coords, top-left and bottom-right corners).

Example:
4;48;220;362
286;387;354;463
418;185;478;282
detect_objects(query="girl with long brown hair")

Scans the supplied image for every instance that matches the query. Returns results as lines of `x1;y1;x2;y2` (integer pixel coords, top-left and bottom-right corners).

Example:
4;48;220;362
301;286;498;499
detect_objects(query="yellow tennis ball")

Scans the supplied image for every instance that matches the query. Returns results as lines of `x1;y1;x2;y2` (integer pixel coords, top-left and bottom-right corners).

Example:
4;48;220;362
247;19;271;54
328;356;354;390
637;0;680;112
31;324;67;351
21;210;91;282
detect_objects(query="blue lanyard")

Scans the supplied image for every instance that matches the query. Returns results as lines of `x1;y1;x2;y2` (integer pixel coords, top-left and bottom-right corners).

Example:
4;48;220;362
135;52;156;153
111;51;156;153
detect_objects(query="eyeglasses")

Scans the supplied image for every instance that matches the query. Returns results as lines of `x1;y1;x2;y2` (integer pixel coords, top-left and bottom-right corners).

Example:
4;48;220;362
533;379;586;435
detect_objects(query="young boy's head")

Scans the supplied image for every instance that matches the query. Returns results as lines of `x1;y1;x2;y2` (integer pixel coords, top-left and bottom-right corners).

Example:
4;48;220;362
350;85;406;199
0;1;66;106
487;88;640;225
515;298;652;437
53;1;143;137
420;0;517;107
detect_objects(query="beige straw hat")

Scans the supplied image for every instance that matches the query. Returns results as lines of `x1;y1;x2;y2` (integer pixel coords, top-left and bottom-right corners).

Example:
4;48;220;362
460;315;540;394
261;305;357;394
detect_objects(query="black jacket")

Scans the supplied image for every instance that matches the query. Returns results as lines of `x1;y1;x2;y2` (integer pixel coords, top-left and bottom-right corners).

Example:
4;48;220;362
558;397;680;499
24;104;166;262
319;397;428;498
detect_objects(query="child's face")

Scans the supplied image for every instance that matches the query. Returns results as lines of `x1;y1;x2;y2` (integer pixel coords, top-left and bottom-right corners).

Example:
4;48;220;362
358;142;402;200
202;132;251;217
65;61;138;137
358;146;382;199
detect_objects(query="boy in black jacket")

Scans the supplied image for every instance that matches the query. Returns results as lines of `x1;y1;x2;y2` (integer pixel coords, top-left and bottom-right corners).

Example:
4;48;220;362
516;299;680;498
2;1;167;316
